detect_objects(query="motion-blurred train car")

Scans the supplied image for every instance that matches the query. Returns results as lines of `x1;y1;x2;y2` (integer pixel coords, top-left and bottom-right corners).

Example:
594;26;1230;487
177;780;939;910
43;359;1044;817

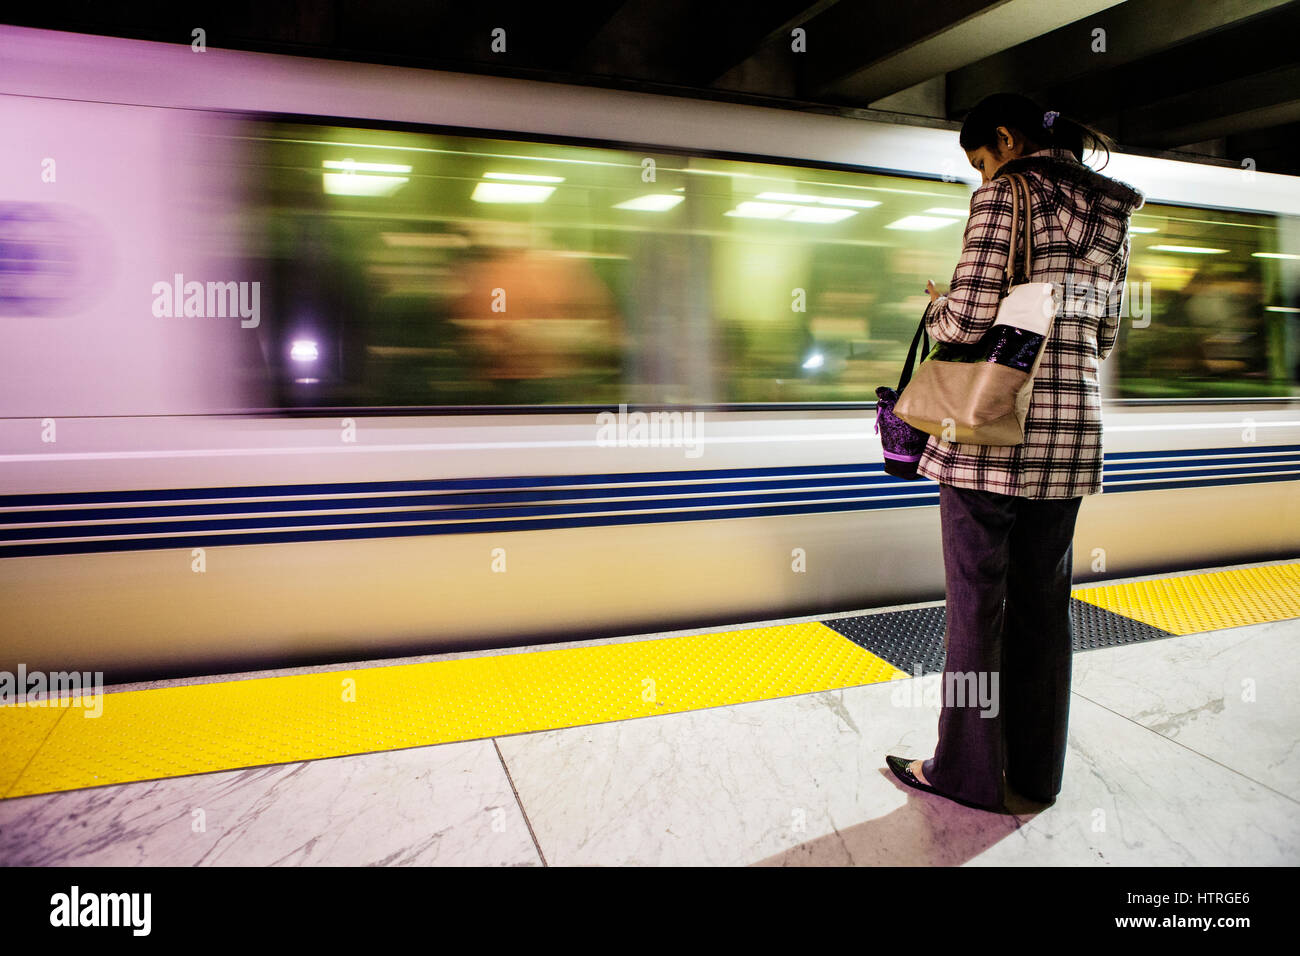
2;26;1298;678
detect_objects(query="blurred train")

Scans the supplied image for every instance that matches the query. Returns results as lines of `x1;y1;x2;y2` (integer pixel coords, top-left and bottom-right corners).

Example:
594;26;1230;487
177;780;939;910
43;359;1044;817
2;25;1298;679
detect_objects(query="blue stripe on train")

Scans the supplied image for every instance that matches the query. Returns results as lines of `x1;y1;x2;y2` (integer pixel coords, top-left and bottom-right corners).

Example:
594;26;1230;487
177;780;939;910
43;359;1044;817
1;473;911;523
0;483;941;541
0;448;1296;558
3;443;1297;508
3;460;1298;542
0;462;883;507
0;494;940;558
4;450;1297;524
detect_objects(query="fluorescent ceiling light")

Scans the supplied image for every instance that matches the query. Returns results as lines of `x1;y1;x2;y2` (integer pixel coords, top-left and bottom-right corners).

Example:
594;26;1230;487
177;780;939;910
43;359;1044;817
1265;306;1300;313
924;207;970;217
1254;252;1300;260
321;158;412;197
323;174;409;197
1130;226;1158;233
471;182;556;203
1148;245;1228;254
323;160;412;174
290;340;319;362
613;194;684;212
802;352;825;370
756;192;880;208
724;201;860;223
885;215;960;231
482;172;565;183
724;201;795;219
785;206;856;223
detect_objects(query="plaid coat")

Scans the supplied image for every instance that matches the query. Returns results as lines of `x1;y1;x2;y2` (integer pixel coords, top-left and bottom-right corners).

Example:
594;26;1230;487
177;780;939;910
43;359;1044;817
917;147;1145;498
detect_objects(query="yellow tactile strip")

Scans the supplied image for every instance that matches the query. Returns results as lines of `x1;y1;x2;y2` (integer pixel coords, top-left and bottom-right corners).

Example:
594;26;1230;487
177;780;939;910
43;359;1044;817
0;706;66;796
1072;562;1300;635
0;621;906;799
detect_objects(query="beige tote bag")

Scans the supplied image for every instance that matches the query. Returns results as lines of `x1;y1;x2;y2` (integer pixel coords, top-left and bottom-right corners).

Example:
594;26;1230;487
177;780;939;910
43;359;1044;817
894;172;1061;446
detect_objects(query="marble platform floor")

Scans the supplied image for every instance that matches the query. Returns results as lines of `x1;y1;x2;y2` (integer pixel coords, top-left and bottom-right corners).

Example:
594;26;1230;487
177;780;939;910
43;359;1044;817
2;614;1297;867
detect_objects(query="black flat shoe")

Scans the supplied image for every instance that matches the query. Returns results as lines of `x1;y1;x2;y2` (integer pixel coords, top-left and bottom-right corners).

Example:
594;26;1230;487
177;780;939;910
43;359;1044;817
885;755;1004;813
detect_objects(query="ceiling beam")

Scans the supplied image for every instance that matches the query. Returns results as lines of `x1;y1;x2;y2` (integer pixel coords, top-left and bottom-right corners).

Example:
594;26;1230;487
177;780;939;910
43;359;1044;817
1226;120;1300;176
1119;63;1300;147
571;0;829;88
810;0;1126;104
947;0;1296;116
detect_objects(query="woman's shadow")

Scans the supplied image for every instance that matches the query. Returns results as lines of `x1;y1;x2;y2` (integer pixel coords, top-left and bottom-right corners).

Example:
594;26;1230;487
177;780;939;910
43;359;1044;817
751;773;1052;866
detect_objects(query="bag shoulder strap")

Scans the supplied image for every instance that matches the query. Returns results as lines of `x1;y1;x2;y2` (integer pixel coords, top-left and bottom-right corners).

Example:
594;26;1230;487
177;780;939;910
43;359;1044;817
1001;172;1034;284
898;312;931;391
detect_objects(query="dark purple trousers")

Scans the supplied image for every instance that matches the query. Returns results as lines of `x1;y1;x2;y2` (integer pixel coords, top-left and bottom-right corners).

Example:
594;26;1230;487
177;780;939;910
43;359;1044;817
922;483;1083;807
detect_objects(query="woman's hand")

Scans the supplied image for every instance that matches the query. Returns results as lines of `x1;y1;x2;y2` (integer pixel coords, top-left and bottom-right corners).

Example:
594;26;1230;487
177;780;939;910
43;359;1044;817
925;279;943;302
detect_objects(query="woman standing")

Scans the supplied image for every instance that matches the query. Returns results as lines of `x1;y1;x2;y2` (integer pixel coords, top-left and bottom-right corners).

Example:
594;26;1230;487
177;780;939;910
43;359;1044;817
887;94;1145;811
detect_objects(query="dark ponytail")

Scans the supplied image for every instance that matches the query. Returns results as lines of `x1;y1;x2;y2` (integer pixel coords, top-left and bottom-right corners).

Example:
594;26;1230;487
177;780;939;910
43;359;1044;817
959;93;1115;170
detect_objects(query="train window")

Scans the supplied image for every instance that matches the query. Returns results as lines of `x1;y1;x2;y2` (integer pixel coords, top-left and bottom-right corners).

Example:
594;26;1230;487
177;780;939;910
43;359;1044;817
247;119;974;407
243;119;1299;408
1113;205;1300;399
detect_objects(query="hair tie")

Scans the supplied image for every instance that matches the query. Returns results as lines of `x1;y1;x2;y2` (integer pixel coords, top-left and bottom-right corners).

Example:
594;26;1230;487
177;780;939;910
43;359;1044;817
1043;110;1060;129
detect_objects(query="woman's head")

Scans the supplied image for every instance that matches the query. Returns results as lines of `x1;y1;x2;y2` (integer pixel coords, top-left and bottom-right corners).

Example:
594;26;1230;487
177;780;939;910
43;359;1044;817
959;93;1114;182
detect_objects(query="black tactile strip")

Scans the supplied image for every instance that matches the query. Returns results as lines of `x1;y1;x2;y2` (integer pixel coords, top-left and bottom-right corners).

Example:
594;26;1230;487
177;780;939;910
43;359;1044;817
823;606;948;677
824;598;1177;675
1068;599;1178;651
